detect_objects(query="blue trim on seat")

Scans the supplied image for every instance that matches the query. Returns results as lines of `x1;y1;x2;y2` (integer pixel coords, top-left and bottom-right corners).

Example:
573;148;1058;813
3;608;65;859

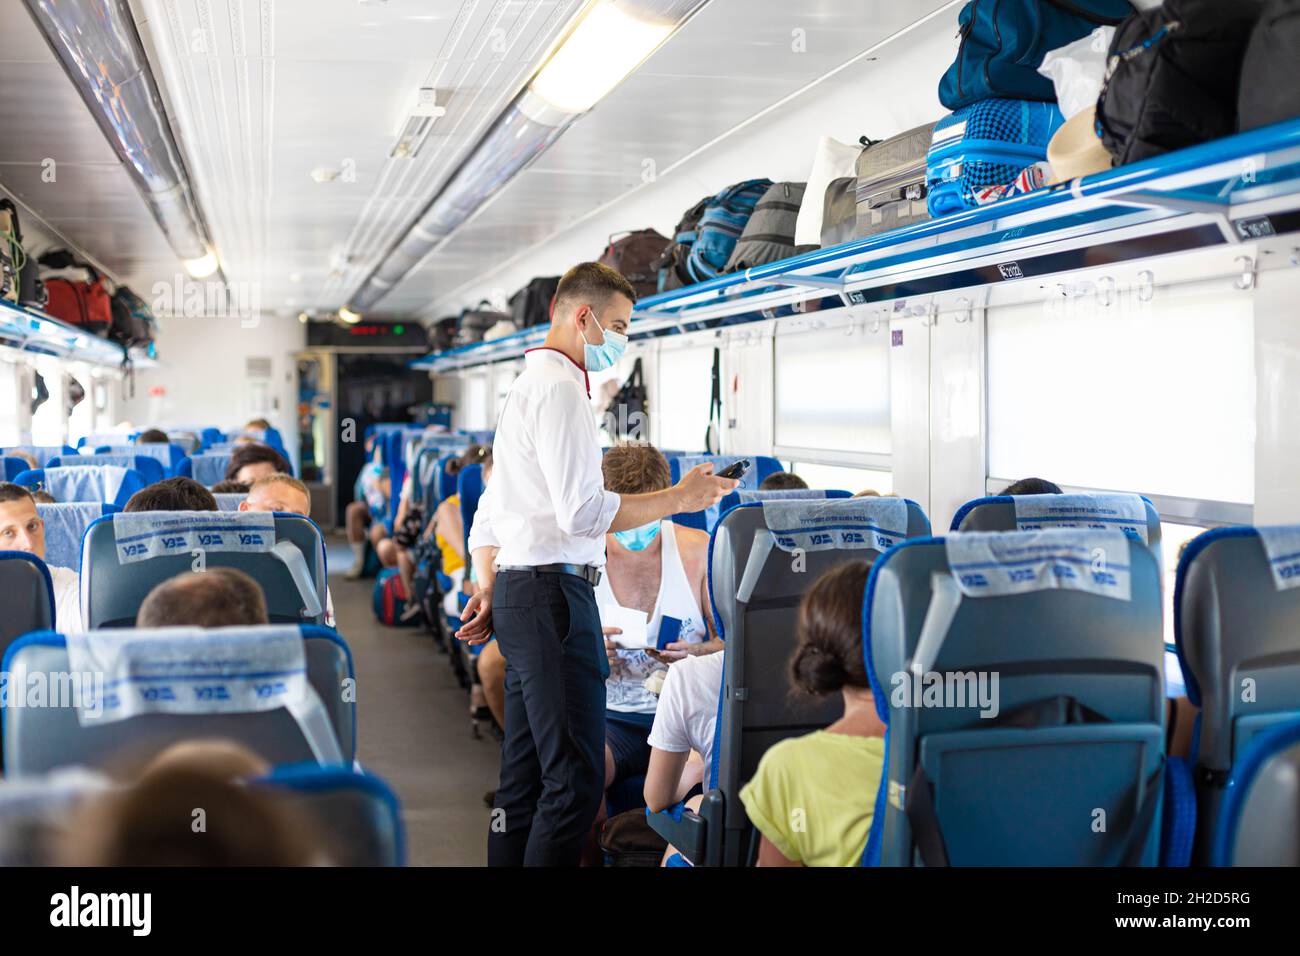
1172;526;1261;709
1212;716;1300;867
1160;755;1196;867
257;763;406;866
0;552;55;633
861;536;941;725
861;729;889;867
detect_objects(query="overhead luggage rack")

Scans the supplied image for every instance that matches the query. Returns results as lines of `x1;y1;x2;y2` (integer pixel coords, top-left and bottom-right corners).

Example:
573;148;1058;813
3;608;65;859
414;117;1300;374
0;297;153;370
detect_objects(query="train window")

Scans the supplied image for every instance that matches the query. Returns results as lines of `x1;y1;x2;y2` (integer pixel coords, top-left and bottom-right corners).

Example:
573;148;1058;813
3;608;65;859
1160;520;1209;650
791;461;893;496
987;291;1254;504
30;364;65;447
0;359;20;446
655;343;714;452
774;320;890;461
462;371;491;431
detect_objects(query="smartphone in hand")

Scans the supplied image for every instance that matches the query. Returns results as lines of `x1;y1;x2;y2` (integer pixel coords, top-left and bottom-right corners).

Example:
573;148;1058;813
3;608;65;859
715;458;751;481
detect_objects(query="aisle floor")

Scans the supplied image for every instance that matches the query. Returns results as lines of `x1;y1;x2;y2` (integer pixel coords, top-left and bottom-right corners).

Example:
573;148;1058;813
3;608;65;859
328;539;500;866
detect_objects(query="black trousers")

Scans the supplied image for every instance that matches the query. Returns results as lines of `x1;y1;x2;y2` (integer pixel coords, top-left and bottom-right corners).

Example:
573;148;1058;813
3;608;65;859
488;569;608;866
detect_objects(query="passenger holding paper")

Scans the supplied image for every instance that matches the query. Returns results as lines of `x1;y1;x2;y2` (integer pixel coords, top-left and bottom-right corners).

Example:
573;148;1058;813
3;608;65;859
597;444;720;813
459;262;737;867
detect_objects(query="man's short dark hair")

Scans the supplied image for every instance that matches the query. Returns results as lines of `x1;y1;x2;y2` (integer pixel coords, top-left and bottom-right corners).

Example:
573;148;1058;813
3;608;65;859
0;482;35;506
210;480;250;494
553;262;637;316
137;568;269;628
760;472;809;491
136;429;170;444
224;443;291;482
998;477;1063;496
124;477;218;512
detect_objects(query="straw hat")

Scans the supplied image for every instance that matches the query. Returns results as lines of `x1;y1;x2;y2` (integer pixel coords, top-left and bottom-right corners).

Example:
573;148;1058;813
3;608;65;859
1046;105;1114;186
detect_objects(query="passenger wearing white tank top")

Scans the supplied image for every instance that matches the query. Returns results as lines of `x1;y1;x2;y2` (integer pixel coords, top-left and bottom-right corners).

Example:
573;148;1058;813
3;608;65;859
595;444;722;821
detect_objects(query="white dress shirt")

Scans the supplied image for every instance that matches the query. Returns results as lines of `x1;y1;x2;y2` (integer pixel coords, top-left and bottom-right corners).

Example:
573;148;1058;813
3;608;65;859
49;565;83;633
468;348;621;567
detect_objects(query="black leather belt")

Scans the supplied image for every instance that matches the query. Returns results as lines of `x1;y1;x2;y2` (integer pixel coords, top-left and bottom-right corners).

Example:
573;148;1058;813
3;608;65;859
496;563;602;586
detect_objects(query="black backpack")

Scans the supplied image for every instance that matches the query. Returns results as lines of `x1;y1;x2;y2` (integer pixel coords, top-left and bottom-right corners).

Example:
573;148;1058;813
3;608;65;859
509;276;559;329
109;286;154;350
1096;0;1262;166
1238;0;1300;131
599;230;671;299
609;358;648;440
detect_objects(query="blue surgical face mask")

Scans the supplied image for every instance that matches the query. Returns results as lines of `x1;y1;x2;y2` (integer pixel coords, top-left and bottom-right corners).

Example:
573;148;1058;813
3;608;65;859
613;521;660;552
580;307;627;372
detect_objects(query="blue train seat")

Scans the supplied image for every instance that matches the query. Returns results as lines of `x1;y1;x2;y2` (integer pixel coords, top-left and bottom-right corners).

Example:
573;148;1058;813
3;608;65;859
36;502;118;574
951;492;1163;567
1175;525;1300;864
668;455;783;531
649;496;931;865
96;443;187;475
866;529;1165;866
1;446;77;467
48;454;165;486
0;552;54;661
14;466;147;508
81;511;328;628
1;624;354;775
212;493;246;512
178;453;233;487
255;765;405;866
1212;717;1300;866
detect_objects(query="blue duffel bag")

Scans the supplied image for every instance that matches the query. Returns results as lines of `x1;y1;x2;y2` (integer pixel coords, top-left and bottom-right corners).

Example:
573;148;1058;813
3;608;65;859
939;0;1132;111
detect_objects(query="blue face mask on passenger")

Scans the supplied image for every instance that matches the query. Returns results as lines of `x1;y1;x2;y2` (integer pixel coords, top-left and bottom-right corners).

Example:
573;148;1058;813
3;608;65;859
613;521;660;552
580;307;627;372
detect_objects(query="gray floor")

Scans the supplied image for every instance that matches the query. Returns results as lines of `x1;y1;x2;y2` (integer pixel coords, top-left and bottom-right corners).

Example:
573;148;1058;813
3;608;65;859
327;539;500;866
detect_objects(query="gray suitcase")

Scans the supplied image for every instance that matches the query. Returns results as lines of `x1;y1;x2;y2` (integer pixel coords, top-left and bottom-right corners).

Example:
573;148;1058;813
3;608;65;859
854;122;935;238
820;177;857;248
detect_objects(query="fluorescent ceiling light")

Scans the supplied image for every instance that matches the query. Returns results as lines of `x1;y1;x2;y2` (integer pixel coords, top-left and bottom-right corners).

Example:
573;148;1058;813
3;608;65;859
183;250;219;279
530;2;675;113
338;307;363;324
390;89;446;160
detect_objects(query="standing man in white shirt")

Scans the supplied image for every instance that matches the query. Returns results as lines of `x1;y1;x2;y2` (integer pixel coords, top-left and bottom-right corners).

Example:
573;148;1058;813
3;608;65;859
0;482;82;632
458;262;738;867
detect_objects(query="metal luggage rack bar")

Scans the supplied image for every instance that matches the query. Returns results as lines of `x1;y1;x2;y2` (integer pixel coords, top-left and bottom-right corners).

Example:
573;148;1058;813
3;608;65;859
0;297;155;370
413;118;1300;375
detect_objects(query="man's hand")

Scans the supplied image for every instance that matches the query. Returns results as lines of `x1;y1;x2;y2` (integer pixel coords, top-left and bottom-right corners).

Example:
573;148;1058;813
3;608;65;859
457;586;493;645
674;463;739;513
648;639;721;664
603;627;623;671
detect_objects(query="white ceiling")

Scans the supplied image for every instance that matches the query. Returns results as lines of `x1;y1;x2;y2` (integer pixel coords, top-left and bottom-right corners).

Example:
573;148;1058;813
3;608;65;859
0;0;956;321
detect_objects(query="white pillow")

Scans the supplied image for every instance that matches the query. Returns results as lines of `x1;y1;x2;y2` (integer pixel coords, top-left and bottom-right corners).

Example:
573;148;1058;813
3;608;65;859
793;136;862;248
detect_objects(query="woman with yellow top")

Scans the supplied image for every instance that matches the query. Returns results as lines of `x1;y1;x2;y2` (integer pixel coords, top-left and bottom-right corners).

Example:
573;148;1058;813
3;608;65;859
738;560;886;867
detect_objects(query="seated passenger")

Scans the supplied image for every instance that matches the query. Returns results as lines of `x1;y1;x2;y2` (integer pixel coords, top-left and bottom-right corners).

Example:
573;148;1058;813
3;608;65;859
135;428;170;444
0;482;81;631
58;765;322;866
598;444;720;807
644;647;725;813
739;559;885;867
210;479;250;494
998;477;1063;495
137;568;269;628
224;443;291;485
123;477;218;512
344;443;391;579
141;739;271;782
240;473;310;516
759;472;808;491
238;475;335;626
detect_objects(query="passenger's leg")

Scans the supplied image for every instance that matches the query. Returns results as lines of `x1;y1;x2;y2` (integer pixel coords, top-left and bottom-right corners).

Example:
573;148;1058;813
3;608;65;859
477;639;507;728
396;548;421;622
344;503;369;577
375;536;399;568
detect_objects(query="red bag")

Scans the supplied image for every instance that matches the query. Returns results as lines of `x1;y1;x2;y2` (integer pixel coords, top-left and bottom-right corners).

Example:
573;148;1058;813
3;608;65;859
44;272;112;337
